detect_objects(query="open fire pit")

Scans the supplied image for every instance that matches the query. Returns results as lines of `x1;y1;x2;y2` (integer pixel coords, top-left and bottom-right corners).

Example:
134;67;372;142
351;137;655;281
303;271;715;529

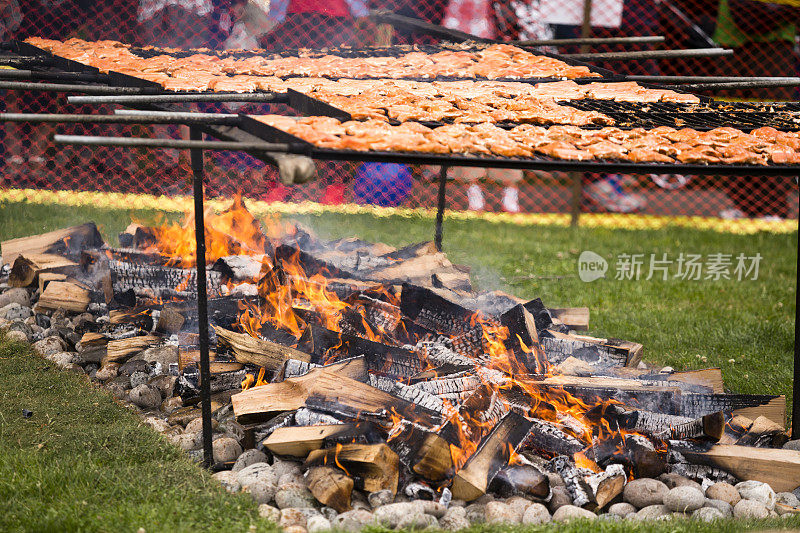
1;197;799;528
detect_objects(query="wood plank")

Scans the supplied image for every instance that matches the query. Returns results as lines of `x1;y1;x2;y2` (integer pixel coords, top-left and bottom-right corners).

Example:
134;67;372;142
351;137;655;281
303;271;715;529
214;326;311;370
549;307;590;331
9;253;77;287
732;396;786;428
1;222;103;265
35;281;90;313
264;424;361;457
675;444;800;492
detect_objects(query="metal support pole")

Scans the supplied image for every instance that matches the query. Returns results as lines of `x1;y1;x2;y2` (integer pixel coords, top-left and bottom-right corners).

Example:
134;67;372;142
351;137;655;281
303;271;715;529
190;127;214;467
570;172;583;227
579;0;593;54
793;216;800;439
435;166;448;252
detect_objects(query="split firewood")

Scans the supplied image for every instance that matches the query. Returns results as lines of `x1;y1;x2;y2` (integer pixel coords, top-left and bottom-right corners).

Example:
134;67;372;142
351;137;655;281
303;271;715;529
264;423;362;457
488;464;550;499
108;259;222;297
500;304;548;374
585;464;627;509
730;396;786;428
1;222;103;265
103;335;161;364
400;284;480;336
598;404;726;441
390;421;454;481
669;463;739;485
109;307;155;330
368;375;450;416
673;444;800;492
548;307;590;331
156;306;185;334
214;326;311;370
35;281;91;313
9;253;77;288
431;270;472;292
37;272;68;293
307;466;354;513
735;415;788;447
451;412;534;502
231;359;381;423
306;443;399;495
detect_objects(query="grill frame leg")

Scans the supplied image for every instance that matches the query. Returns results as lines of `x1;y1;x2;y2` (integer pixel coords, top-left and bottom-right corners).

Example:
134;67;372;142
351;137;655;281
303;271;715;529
190;127;214;466
435;166;448;252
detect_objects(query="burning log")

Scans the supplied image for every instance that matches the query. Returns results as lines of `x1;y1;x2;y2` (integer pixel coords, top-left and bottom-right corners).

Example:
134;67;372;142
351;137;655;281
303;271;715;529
212;254;270;282
231;359;404;424
541;331;643;368
500;304;547;374
264;423;368;457
107;258;223;299
451;412;533;502
9;253;77;288
368;375;451;416
488;464;550;499
597;404;726;441
519;418;585;457
548;456;594;508
35;281;91;313
1;222;103;265
390;421;454;481
103;335;161;364
307;466;354;513
400;284;479;336
214;326;311;370
305;443;400;495
673;444;800;492
299;325;425;379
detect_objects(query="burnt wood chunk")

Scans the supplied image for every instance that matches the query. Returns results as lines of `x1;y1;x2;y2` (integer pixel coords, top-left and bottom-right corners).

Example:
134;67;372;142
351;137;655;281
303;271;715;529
9;253;77;288
735;416;788;447
36;281;91;313
488;464;550;499
307;466;354;513
108;259;222;298
1;222;103;265
400;284;479;335
520;418;585;457
214;326;311;370
548;456;594;508
451;412;533;502
500;304;548;373
305;443;399;495
390;421;454;481
541;331;642;368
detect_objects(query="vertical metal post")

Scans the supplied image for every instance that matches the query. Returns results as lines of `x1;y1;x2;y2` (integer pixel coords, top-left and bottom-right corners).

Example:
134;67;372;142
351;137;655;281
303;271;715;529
435;166;448;251
793;217;800;439
570;172;583;227
190;127;214;466
580;0;594;54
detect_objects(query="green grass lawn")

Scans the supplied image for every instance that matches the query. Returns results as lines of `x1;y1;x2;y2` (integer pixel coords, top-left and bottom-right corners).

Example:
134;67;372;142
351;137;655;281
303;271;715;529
0;197;798;532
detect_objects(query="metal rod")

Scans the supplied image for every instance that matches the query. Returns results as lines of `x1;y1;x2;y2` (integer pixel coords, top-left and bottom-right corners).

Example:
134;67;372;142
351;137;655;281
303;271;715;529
114;109;238;120
513;35;665;47
0;112;241;125
794;213;800;439
0;80;145;94
661;80;800;90
190;127;214;467
67;92;288;105
579;0;593;54
369;9;490;43
53;134;301;153
0;55;54;67
435;166;448;251
564;48;733;61
0;69;110;83
627;75;800;83
570;172;583;227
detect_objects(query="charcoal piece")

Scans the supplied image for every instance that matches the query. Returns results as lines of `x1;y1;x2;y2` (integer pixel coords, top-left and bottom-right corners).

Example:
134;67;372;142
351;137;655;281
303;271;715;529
522;298;554;333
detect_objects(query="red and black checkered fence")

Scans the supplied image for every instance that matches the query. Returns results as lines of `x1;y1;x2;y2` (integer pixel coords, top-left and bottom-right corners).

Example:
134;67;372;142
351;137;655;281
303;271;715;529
1;0;798;227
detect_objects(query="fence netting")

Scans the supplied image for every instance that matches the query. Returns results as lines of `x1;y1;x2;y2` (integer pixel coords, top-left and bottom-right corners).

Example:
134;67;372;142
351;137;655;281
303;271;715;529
1;0;798;231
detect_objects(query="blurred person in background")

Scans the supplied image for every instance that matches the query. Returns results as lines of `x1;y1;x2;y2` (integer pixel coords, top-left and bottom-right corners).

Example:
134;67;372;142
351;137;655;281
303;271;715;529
714;0;799;219
261;0;370;50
